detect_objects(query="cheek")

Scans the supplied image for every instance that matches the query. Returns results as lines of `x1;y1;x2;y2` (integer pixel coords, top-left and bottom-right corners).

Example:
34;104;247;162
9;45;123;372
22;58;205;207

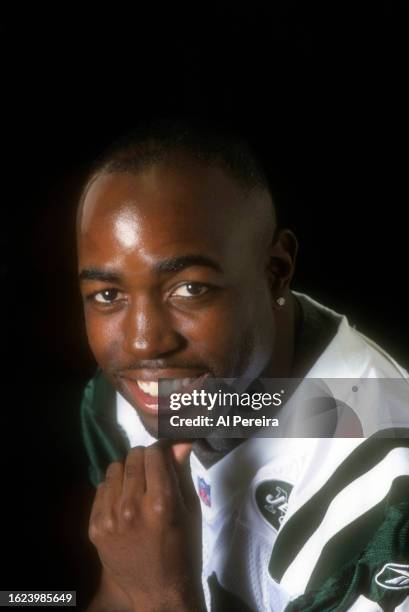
174;300;242;350
174;294;272;375
84;311;124;367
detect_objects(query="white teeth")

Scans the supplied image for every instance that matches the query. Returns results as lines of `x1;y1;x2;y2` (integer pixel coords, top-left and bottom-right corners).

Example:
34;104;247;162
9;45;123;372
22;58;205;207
137;376;203;397
137;381;158;397
162;377;200;395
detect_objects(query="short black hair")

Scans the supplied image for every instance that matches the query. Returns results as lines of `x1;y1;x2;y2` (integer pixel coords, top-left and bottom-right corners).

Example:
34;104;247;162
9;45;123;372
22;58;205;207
80;118;273;204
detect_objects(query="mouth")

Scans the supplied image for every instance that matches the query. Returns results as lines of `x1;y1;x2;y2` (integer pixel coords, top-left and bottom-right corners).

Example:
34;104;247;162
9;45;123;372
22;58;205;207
119;373;210;415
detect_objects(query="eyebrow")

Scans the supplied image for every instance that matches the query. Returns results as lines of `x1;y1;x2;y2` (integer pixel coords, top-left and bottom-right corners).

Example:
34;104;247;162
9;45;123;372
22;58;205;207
78;254;222;282
78;268;122;283
154;254;222;274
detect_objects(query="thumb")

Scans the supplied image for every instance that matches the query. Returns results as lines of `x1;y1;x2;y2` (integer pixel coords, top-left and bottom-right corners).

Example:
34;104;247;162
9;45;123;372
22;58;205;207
171;441;193;466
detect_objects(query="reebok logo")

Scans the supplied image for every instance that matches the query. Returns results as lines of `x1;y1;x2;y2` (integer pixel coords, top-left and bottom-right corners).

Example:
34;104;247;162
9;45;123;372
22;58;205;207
375;563;409;590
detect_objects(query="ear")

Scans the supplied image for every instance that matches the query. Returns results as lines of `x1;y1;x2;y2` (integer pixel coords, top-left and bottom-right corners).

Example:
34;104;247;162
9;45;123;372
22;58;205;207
266;229;298;298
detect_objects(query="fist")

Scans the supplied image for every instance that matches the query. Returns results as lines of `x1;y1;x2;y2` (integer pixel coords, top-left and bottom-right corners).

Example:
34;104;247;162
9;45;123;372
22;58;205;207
89;441;204;612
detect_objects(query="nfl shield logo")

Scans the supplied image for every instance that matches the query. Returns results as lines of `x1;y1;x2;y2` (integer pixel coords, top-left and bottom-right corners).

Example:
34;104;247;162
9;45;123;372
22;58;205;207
198;476;211;507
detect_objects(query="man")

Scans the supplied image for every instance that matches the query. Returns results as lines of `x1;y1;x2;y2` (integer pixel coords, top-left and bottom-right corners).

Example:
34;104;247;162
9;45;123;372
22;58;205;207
77;120;409;611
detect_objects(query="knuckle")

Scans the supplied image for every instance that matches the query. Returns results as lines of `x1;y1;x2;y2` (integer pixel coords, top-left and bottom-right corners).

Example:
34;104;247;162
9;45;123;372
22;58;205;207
105;460;123;478
153;440;167;452
125;463;138;477
125;447;144;476
88;521;99;543
125;463;136;478
128;446;145;458
120;500;137;522
145;441;165;459
151;500;166;516
104;461;123;487
103;516;116;534
160;487;173;500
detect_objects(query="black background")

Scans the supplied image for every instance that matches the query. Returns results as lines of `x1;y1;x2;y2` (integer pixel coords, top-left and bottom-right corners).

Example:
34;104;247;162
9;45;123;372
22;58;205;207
1;5;408;610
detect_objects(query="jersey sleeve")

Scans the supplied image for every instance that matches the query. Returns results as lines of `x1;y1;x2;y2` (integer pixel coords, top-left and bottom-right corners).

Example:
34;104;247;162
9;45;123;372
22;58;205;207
276;435;409;612
80;369;130;486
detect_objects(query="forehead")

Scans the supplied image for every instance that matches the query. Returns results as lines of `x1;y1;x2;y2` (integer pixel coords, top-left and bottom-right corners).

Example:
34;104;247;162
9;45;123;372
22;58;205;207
77;163;270;271
80;162;245;229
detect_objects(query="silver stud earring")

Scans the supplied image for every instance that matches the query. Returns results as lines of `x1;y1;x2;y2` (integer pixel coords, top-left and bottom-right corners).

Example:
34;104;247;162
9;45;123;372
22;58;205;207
276;296;286;307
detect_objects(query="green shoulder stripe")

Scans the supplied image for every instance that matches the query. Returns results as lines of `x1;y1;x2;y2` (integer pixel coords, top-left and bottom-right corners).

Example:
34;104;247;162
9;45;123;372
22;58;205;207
270;432;409;583
80;369;130;486
285;475;409;611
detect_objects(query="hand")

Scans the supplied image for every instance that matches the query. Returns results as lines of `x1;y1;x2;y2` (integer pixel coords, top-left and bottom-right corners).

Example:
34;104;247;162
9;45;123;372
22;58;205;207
88;441;205;612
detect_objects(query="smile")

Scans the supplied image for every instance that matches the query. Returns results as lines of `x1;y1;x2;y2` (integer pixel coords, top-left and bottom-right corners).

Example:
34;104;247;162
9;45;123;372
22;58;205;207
136;378;208;396
120;373;210;415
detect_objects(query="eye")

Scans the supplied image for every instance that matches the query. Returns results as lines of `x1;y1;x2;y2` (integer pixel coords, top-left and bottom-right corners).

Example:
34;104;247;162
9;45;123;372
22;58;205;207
170;283;210;298
92;289;123;304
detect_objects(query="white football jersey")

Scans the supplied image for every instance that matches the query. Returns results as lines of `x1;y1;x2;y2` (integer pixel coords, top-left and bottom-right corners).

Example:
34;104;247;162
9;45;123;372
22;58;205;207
115;292;409;611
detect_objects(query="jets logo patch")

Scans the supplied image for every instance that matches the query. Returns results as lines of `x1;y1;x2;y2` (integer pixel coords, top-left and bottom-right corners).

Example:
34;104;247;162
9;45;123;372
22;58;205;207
255;480;293;531
375;563;409;590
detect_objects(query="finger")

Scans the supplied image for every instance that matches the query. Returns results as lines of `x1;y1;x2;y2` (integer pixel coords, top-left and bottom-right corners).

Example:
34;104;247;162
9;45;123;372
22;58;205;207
89;480;106;525
171;441;193;466
144;441;180;507
120;446;146;521
171;443;199;511
89;481;107;541
103;460;124;518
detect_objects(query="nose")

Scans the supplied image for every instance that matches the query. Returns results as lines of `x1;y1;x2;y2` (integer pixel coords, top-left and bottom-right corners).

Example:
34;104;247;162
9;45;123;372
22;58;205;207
122;295;183;359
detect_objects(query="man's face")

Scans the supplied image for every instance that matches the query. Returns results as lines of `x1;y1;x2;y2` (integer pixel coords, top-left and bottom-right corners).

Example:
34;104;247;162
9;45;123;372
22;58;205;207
77;159;277;433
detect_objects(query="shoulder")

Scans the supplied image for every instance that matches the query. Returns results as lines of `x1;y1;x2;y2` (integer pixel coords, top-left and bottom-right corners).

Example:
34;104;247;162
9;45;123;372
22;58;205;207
80;369;129;486
293;291;409;380
81;369;117;419
262;436;409;610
